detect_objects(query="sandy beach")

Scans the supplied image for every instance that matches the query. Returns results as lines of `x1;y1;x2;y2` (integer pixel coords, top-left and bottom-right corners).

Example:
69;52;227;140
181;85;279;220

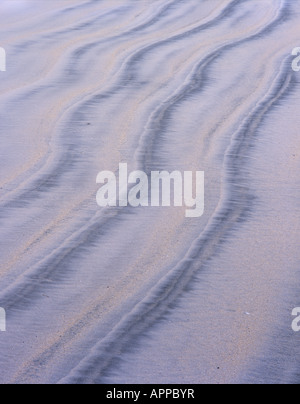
0;0;300;384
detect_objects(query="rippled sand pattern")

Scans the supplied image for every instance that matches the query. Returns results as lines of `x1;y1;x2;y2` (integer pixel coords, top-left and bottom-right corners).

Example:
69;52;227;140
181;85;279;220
0;0;300;384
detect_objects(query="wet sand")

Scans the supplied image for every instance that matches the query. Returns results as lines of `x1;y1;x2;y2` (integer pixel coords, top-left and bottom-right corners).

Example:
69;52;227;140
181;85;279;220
0;0;300;384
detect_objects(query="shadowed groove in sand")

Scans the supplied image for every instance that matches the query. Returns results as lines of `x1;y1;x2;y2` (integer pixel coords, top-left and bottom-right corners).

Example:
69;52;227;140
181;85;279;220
0;0;298;384
0;0;285;218
8;0;289;383
135;0;291;171
0;0;286;313
0;0;248;209
0;0;178;205
56;53;293;384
